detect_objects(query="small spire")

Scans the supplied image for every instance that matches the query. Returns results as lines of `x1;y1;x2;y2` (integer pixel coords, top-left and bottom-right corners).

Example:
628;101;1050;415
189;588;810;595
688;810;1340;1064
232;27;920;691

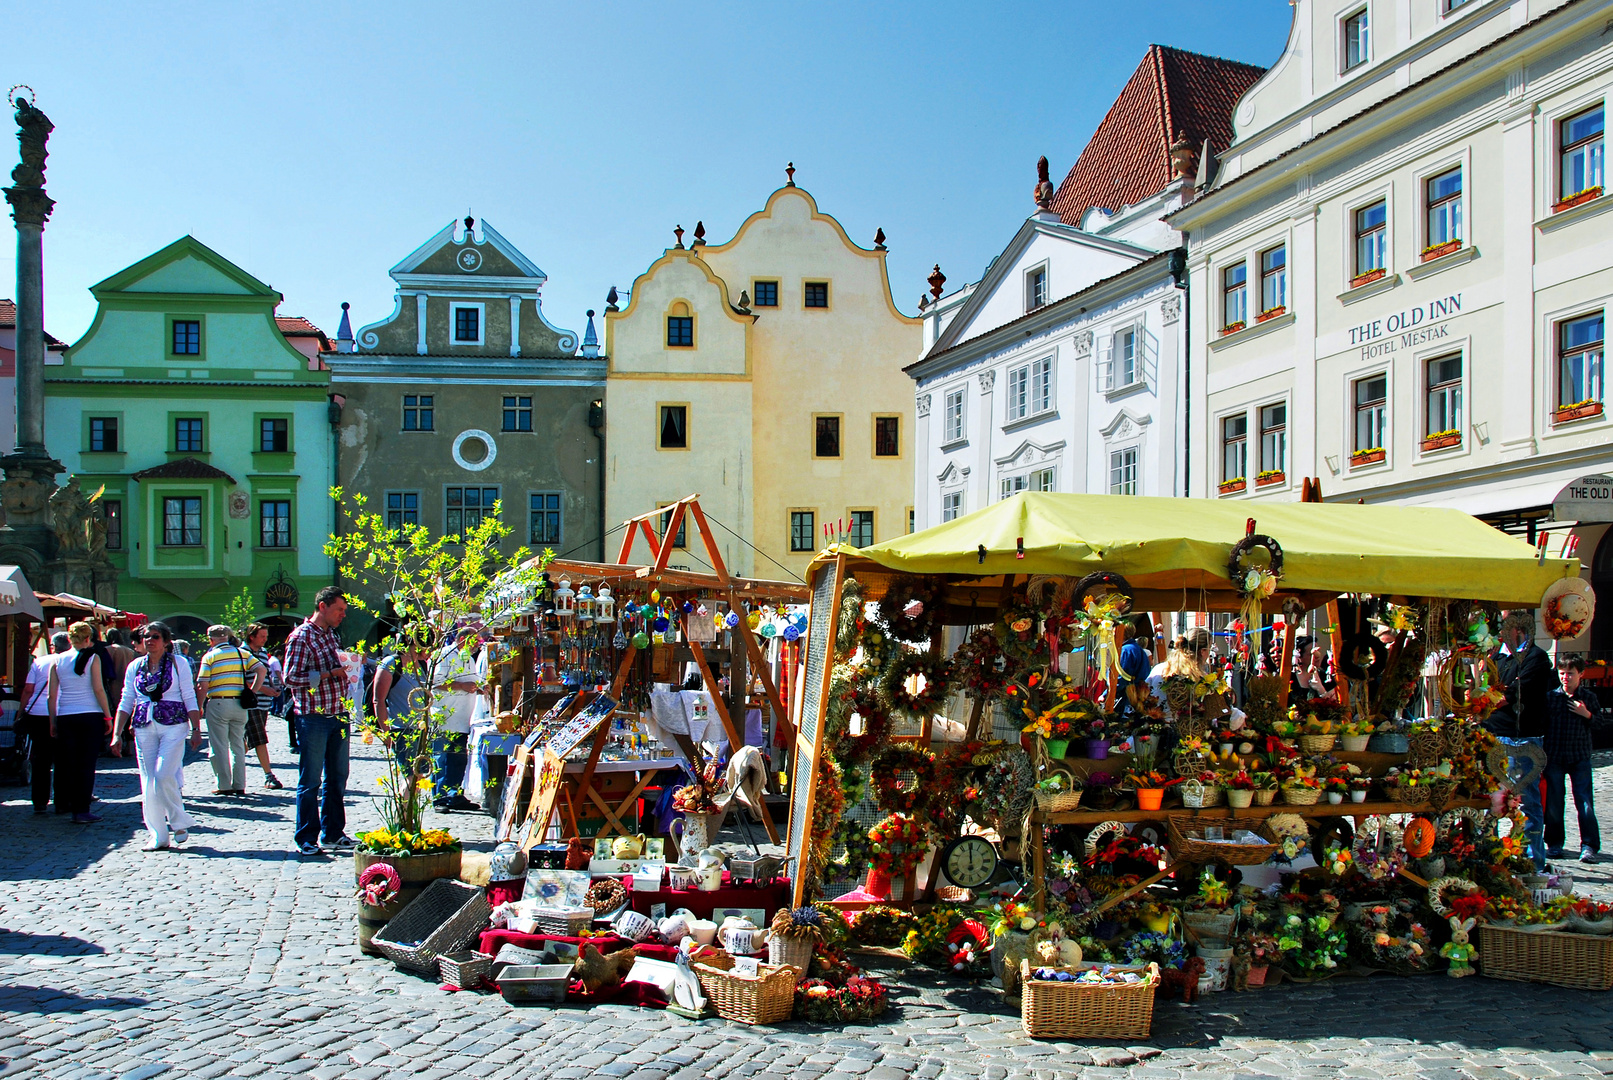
919;294;931;312
673;225;685;249
927;264;947;300
605;285;620;313
581;309;599;357
336;301;354;353
692;220;706;246
464;212;475;239
873;227;886;251
785;162;795;186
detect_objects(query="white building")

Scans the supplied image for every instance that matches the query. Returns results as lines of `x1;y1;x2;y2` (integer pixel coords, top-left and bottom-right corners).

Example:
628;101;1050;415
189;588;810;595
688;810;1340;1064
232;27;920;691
909;47;1265;529
1170;0;1613;653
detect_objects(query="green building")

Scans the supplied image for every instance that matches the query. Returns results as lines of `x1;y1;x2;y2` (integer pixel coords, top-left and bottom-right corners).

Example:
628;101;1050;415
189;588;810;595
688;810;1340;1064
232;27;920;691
44;236;335;640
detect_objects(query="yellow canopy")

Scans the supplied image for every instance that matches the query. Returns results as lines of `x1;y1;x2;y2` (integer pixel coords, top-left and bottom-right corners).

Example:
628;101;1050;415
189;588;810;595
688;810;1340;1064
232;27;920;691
819;492;1577;607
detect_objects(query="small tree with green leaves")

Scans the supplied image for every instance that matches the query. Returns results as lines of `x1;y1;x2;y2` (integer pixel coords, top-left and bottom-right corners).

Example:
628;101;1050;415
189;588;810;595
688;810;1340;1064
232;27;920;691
220;586;256;637
326;487;551;851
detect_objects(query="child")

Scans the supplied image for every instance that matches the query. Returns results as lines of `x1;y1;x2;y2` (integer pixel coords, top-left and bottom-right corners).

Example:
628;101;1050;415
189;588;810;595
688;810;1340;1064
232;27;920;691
1544;656;1601;863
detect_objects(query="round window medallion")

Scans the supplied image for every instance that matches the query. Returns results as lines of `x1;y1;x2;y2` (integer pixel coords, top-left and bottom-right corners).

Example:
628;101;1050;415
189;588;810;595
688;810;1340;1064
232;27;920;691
452;429;497;472
458;247;482;272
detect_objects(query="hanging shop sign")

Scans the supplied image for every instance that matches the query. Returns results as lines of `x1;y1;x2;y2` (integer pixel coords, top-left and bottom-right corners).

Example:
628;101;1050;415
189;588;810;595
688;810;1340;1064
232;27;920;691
1554;473;1613;524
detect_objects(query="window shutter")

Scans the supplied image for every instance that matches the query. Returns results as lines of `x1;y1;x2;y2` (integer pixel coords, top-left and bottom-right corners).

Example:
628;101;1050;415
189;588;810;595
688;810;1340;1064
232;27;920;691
1141;324;1158;389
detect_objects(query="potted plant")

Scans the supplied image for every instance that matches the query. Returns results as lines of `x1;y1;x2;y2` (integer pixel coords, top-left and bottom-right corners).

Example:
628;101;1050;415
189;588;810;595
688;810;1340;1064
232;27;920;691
1083;770;1121;810
1256;305;1286;323
1124;769;1177;811
1225;769;1257;809
1421;428;1461;452
1349;267;1386;289
1553;184;1602;213
330;487;547;954
1253;770;1279;806
1243;931;1286;987
1324;775;1348;805
1219;476;1247;495
1221;320;1247;336
1281;775;1322;805
1349;776;1371;804
1043;717;1075;760
1338;718;1373;753
1349;446;1386;467
1256;469;1285;487
1421;239;1461;262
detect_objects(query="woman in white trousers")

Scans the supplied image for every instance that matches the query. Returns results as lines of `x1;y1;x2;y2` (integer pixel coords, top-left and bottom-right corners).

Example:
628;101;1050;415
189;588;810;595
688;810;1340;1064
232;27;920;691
113;621;202;851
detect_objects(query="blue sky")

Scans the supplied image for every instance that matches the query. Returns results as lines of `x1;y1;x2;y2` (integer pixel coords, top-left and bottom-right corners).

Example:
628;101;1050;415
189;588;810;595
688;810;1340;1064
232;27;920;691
1;1;1293;347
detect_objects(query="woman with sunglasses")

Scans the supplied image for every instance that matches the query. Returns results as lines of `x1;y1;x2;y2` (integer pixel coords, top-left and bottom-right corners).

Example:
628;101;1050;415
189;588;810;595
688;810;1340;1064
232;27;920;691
112;621;203;850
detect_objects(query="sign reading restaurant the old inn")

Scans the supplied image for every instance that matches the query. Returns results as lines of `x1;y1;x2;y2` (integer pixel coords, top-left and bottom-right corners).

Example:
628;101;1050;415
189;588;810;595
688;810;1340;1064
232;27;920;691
1350;293;1463;359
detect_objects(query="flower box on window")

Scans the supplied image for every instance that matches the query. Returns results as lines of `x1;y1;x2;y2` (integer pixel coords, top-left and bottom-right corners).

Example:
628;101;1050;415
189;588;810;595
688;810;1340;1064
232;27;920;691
1350;448;1386;466
1553;186;1602;214
1256;306;1286;323
1349;268;1386;289
1421;430;1461;452
1553;400;1603;424
1255;470;1285;487
1221;321;1246;336
1218;478;1247;495
1420;240;1462;263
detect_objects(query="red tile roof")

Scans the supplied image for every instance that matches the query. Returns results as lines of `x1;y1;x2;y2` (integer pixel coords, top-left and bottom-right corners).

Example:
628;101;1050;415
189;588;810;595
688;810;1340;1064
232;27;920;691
0;298;69;348
276;316;331;350
131;457;237;483
1051;45;1267;226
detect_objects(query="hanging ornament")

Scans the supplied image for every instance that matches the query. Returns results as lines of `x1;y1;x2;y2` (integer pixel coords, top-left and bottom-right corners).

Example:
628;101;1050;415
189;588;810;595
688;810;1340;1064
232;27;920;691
724;611;741;629
596;587;615;624
747;610;762;629
651;589;661;604
783;624;801;642
653;614;670;633
760;622;778;640
613;629;628;650
680;600;694;614
632;630;651;650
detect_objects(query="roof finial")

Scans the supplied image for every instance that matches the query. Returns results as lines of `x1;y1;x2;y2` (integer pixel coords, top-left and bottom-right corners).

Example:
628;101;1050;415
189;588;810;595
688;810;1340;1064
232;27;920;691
737;290;751;313
336;301;354;353
873;227;886;251
581;309;600;357
692;220;706;246
785;162;795;186
1034;156;1054;211
605;285;620;313
927;264;947;300
1169;132;1197;180
673;224;685;249
464;212;475;239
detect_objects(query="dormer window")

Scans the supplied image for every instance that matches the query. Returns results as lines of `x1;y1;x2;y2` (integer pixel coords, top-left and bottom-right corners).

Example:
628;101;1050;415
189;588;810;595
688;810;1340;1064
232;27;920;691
1341;8;1369;73
450;303;484;345
1025;266;1048;312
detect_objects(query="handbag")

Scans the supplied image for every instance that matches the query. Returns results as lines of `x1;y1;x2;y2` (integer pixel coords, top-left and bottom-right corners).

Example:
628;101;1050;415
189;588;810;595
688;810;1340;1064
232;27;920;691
234;646;260;710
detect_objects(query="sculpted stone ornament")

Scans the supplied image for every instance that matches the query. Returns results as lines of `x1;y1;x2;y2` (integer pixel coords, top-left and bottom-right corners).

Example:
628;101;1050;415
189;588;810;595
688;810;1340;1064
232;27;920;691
0;471;48;519
49;476;94;554
4;89;54;225
916;393;931;418
1033;156;1055;211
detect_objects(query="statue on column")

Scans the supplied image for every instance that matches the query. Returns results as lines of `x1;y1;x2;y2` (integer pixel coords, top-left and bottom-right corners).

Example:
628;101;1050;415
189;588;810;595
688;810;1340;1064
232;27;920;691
49;476;94;555
4;89;54;224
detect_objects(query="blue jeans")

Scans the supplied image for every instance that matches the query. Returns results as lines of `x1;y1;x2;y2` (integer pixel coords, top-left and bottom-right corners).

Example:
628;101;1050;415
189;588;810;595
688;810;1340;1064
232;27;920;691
295;713;350;848
1502;737;1547;870
432;732;469;802
1545;759;1600;855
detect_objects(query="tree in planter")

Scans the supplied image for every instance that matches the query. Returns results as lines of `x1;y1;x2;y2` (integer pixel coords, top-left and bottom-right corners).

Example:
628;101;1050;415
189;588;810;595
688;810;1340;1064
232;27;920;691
324;487;552;854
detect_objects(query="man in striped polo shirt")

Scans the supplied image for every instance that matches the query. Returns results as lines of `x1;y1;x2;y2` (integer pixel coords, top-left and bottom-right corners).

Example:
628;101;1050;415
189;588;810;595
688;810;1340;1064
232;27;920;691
196;625;266;796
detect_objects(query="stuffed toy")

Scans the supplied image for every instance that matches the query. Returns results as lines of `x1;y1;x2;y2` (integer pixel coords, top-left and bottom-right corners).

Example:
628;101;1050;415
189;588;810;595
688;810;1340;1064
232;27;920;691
1440;916;1478;977
564;836;592;871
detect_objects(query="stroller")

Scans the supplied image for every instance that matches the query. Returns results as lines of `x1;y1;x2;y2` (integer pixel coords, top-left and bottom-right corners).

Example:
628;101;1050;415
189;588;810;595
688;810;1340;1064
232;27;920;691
0;700;29;786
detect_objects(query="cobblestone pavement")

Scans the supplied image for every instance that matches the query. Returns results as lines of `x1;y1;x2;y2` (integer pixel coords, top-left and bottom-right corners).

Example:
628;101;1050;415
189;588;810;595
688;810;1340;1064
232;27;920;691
2;736;1613;1080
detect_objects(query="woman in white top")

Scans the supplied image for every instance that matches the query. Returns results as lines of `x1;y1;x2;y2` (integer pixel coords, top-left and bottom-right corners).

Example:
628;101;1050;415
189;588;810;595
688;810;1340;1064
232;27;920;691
23;633;69;814
113;621;202;850
48;621;114;824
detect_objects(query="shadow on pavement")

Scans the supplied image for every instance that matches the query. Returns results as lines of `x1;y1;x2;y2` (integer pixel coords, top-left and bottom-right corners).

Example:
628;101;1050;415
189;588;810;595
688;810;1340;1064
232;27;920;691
0;985;145;1014
174;846;293;861
0;931;104;956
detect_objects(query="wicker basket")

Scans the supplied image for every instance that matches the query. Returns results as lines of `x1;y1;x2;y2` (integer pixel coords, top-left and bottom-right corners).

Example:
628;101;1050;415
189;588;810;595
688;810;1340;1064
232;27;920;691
1183;910;1237;944
1254;789;1278;806
534;907;595;937
1168;817;1280;866
437;950;494;989
1020;959;1159;1040
1408;731;1445;769
1035;787;1085;813
694;962;798;1024
371;878;492;974
1299;734;1337;753
1477;925;1613;990
1180;779;1223;808
768;935;814;977
1423;779;1457;813
1281;786;1322;806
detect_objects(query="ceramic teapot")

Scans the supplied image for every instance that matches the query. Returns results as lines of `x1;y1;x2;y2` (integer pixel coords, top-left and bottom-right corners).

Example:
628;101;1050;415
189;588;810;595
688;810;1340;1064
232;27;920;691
488;841;527;883
612;833;647;860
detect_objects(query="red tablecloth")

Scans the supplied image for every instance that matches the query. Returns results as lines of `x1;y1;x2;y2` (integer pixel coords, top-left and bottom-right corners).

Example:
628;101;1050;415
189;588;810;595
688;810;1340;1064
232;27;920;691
477;930;680;962
621;872;790;922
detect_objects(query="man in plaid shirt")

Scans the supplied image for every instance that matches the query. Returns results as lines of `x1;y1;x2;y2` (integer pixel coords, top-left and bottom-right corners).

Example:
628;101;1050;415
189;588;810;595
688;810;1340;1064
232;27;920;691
283;586;351;856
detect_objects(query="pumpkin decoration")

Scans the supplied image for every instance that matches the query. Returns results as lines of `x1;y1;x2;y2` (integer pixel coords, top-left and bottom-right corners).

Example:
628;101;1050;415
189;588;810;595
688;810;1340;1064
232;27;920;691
1403;816;1436;859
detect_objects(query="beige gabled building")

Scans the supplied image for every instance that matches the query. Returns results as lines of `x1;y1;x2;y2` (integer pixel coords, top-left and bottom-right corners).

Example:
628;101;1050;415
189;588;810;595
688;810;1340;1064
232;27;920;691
604;177;921;578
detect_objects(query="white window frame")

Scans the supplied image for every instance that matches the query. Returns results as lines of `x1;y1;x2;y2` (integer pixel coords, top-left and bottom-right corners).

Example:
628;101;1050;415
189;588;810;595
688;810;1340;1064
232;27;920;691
1544;92;1609;216
1000;466;1056;501
1258;244;1288;317
1413;336;1472;462
1108;446;1139;495
1414;149;1471;257
1340;6;1370;75
1345;368;1390;468
1343;184;1395;287
1214;405;1251;491
1024;262;1049;313
940;488;964;522
1220;258;1250;330
942;386;966;446
1256;398;1290;485
1542;294;1612;431
1005;358;1055;423
449;301;486;347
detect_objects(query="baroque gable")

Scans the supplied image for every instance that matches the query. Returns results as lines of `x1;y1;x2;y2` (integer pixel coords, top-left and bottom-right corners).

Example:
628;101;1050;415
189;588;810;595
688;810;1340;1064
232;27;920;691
994;438;1067;469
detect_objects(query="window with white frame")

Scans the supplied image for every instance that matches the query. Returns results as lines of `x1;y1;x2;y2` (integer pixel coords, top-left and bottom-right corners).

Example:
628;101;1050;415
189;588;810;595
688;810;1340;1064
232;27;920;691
1559;106;1605;203
1221;413;1248;483
1341;7;1369;72
1000;467;1055;500
1025;266;1048;312
941;490;963;522
452;304;482;344
1558;313;1604;409
1260;246;1286;314
1258;403;1287;475
1005;357;1053;421
1426;354;1463;437
1353;374;1387;452
1223;263;1247;329
1109;447;1138;495
1114;327;1138;388
943;388;965;443
1425;168;1463;249
1354;200;1387;278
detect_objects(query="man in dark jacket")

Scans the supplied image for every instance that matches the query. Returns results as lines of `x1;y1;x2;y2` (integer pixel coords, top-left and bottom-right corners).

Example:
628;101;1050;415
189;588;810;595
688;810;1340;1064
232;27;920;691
1545;656;1601;863
1497;611;1553;870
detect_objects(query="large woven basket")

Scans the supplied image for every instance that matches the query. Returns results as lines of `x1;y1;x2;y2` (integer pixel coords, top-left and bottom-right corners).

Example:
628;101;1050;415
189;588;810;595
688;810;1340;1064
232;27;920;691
1168;817;1280;866
1299;734;1337;753
1034;788;1084;813
1179;780;1223;808
1020;960;1159;1040
768;936;815;978
1281;786;1322;806
695;962;798;1024
371;878;491;974
1477;925;1613;990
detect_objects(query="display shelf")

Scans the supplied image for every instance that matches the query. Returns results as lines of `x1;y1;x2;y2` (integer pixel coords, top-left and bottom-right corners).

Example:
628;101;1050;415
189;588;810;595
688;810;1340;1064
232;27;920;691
1034;796;1487;826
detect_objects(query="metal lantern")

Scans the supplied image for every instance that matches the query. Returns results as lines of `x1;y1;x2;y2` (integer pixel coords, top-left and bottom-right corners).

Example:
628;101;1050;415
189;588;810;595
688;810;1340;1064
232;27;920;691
576;585;596;623
553;578;575;617
596;586;615;624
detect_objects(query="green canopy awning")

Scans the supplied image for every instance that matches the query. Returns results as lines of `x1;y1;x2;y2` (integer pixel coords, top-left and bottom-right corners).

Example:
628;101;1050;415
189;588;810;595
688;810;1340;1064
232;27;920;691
819;492;1577;608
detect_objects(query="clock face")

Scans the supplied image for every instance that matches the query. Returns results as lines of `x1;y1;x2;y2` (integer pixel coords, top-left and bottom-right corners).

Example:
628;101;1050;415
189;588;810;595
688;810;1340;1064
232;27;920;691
943;836;998;889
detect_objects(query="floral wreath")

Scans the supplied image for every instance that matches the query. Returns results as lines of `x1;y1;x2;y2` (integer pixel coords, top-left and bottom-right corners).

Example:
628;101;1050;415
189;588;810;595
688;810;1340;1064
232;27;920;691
585;877;628;915
973;747;1034;829
1427;876;1483;918
997;598;1050;665
1351;815;1406;881
1228;532;1284;598
948;628;1021;702
808;755;848;882
835;577;865;657
881;649;951;716
356;861;401;906
871;745;939;816
836;684;893;765
795;973;890;1024
866;812;931;877
877;575;942;644
831;819;875;877
1436;806;1493;842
